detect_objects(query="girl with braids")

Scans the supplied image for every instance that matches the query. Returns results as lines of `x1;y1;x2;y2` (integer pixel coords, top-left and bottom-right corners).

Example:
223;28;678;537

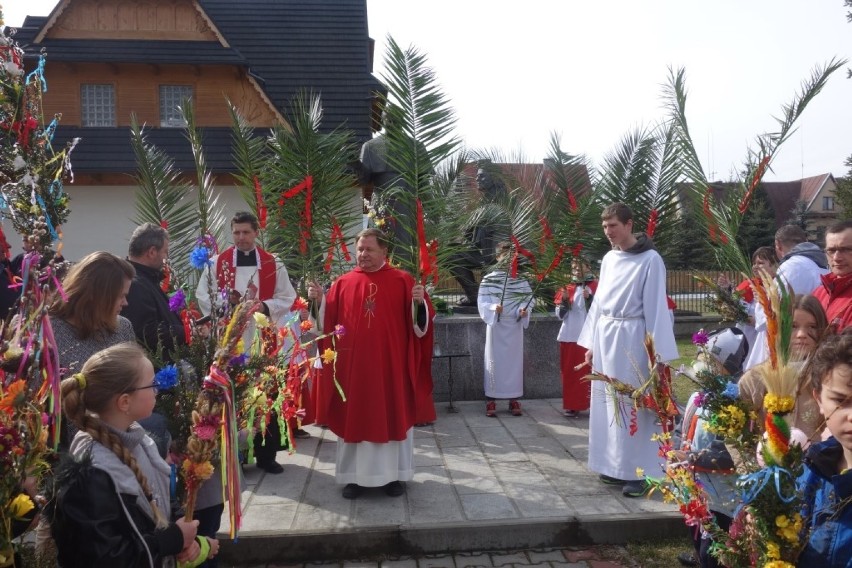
49;342;218;567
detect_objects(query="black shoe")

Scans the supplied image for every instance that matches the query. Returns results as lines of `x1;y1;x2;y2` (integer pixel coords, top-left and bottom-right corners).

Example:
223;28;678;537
456;297;476;307
257;461;284;474
383;481;405;497
622;479;649;497
599;474;626;485
293;429;311;439
342;483;363;499
677;551;698;566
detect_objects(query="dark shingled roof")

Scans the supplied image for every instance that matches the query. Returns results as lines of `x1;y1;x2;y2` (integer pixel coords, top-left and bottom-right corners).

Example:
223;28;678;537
16;1;383;173
52;126;256;173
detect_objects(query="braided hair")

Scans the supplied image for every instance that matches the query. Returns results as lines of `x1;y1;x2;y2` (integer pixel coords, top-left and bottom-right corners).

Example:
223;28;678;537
60;342;166;527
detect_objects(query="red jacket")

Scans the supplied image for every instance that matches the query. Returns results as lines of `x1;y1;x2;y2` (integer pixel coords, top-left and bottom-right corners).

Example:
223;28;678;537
813;272;852;332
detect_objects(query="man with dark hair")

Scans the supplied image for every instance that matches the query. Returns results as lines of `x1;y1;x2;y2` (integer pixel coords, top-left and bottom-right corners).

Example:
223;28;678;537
577;202;678;498
745;223;829;369
813;219;852;331
122;223;186;361
196;211;297;474
309;228;429;499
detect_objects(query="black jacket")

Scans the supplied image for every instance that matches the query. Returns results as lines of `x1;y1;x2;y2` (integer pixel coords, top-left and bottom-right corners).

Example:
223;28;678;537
121;260;186;361
49;452;184;568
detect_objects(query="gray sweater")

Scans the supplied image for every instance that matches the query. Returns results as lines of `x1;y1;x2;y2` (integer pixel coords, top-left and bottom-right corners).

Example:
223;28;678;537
52;316;136;374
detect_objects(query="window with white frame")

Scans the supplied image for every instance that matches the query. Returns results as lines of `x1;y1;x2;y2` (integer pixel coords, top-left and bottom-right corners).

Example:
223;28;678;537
160;85;193;127
81;84;116;127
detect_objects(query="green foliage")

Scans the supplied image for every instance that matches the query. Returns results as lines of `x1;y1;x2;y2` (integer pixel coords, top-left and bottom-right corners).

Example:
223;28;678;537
261;92;361;287
377;36;465;278
736;184;777;256
664;61;845;273
129;115;195;273
834;154;852;217
228;101;273;250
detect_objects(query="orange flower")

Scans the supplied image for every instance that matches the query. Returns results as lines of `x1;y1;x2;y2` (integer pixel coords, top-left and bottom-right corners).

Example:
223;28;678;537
0;380;26;413
300;320;313;332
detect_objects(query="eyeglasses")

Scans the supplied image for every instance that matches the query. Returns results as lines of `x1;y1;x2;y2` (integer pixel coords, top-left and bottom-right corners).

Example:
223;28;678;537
126;379;159;394
825;247;852;256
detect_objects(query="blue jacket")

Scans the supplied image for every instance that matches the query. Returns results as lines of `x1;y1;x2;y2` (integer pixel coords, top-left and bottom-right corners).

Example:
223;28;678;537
797;437;852;567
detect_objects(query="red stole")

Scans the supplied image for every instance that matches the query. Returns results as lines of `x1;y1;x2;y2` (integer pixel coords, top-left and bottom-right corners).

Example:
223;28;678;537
216;246;277;300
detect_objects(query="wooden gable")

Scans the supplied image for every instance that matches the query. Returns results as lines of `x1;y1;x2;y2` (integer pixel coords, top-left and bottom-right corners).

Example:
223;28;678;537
37;0;222;42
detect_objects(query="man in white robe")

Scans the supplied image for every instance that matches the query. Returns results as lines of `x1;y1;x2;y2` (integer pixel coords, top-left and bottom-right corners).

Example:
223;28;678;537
744;225;829;370
477;245;533;416
196;211;297;473
577;203;678;497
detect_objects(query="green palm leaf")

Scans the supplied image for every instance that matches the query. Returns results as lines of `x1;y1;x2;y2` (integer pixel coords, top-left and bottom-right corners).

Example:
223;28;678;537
262;91;361;290
664;60;845;273
129;114;197;276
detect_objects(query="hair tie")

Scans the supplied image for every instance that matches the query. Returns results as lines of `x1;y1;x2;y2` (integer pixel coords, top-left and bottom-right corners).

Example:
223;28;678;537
73;373;87;390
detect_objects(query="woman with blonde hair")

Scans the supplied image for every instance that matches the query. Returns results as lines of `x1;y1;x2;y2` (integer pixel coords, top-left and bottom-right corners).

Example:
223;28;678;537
49;251;137;374
739;294;829;442
49;342;217;567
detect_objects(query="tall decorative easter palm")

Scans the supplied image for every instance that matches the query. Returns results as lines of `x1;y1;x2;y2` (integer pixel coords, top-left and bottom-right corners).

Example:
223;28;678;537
592;118;686;262
130;102;227;288
378;36;464;283
261;92;361;291
664;61;844;274
129;115;196;269
228;102;273;250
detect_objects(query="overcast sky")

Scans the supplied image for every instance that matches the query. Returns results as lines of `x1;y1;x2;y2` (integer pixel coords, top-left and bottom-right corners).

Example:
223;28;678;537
7;1;852;182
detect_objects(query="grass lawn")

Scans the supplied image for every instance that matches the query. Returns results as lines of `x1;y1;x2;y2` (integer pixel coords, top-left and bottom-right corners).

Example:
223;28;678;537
672;338;699;406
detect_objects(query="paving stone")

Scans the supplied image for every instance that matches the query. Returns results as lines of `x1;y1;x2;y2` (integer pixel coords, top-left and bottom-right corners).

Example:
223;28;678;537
490;551;529;567
379;558;417;568
564;550;596;562
240;503;298;533
459;493;517;520
353;486;407;526
418;556;456;568
526;549;571;564
453;552;494;568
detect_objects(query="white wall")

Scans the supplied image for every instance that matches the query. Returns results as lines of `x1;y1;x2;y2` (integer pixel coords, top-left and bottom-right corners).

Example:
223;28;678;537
3;183;364;265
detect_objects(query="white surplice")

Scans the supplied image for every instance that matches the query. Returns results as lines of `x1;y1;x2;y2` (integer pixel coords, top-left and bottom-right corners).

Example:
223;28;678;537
576;248;678;481
478;271;532;399
195;248;297;345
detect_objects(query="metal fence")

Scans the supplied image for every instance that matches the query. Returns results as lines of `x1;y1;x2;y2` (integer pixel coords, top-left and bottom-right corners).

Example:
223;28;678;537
432;268;741;315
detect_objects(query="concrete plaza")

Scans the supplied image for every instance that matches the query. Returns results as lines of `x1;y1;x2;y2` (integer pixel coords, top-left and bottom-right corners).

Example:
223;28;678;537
218;399;684;566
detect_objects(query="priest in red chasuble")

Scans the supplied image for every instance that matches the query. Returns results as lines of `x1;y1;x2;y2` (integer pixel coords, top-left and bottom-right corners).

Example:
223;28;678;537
314;228;429;499
196;211;297;475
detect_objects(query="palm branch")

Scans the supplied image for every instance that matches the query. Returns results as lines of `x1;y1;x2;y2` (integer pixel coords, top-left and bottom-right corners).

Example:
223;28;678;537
129;115;197;273
227;101;273;250
180;102;227;257
664;61;845;273
593;119;686;262
376;36;462;278
262;91;361;291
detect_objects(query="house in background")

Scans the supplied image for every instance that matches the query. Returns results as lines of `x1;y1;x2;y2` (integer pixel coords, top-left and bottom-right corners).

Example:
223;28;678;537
14;0;382;260
762;173;840;243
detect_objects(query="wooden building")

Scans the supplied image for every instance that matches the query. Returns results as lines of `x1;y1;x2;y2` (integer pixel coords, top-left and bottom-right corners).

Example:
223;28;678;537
15;0;382;259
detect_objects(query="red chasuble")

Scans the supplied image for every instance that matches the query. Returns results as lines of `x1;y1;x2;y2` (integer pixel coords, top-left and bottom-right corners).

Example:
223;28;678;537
321;264;423;443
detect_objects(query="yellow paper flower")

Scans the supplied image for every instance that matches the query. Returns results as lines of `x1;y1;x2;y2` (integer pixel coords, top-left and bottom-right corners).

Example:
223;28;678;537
253;312;270;327
763;562;794;568
8;493;34;519
235;339;245;354
321;348;336;365
766;541;781;560
635;467;645;478
764;394;795;414
775;513;802;544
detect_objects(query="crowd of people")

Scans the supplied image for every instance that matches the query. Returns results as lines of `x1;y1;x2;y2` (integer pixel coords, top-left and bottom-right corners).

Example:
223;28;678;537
4;201;850;566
